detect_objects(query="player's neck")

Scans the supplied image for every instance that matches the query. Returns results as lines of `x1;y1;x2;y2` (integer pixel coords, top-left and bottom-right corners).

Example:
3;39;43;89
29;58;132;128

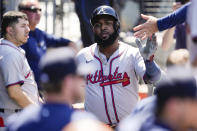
29;24;37;31
4;35;21;47
99;40;119;59
159;112;186;131
45;93;72;105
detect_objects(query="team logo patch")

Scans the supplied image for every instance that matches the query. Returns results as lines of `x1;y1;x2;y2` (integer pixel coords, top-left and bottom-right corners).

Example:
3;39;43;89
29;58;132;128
87;67;130;87
98;7;106;14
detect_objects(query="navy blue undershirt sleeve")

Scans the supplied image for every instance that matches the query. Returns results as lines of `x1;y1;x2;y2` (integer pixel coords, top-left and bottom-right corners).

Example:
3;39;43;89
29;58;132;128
42;30;71;48
157;2;190;31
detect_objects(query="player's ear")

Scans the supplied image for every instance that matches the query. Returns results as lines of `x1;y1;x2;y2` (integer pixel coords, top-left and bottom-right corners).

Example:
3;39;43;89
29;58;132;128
6;26;14;35
92;25;96;33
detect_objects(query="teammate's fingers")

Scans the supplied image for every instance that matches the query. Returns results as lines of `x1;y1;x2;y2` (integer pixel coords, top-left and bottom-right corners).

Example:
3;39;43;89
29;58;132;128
134;34;143;39
141;14;150;20
141;33;149;41
133;24;144;31
134;29;146;38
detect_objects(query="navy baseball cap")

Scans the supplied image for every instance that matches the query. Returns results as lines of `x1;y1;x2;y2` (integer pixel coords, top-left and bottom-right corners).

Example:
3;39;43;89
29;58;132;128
39;47;78;83
154;66;197;100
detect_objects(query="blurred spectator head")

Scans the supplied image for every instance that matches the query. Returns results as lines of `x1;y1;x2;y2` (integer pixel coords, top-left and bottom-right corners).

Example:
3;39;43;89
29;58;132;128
166;49;189;67
62;119;113;131
154;67;197;130
39;47;86;104
18;0;41;30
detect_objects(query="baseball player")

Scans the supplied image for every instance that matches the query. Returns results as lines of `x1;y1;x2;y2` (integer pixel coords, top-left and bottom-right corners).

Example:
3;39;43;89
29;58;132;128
76;5;161;126
0;11;40;127
7;47;97;131
119;67;197;131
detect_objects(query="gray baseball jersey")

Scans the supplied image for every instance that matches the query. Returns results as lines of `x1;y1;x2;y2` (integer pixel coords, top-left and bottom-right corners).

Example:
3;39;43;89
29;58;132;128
0;39;39;110
76;41;146;125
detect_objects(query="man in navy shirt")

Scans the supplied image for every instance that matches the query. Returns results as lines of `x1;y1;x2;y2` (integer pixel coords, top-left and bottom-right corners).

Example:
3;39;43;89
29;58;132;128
18;0;77;91
7;47;96;131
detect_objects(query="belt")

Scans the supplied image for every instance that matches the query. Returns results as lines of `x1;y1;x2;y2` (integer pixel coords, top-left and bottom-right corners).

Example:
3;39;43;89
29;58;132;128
0;108;22;113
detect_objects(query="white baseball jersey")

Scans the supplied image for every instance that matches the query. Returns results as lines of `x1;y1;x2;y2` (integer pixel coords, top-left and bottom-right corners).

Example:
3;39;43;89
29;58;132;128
0;39;39;125
76;41;146;124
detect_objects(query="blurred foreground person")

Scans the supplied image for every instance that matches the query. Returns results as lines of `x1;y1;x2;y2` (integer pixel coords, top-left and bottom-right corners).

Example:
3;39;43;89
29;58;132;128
63;119;113;131
119;67;197;131
7;47;96;131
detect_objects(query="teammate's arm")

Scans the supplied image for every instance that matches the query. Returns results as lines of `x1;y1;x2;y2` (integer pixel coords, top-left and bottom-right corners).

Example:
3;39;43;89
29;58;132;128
133;2;190;40
161;27;175;50
1;55;38;107
41;29;78;51
7;84;35;108
157;2;189;31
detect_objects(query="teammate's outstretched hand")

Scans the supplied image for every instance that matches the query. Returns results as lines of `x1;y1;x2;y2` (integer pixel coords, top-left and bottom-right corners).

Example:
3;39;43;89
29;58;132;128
133;14;158;40
136;34;157;61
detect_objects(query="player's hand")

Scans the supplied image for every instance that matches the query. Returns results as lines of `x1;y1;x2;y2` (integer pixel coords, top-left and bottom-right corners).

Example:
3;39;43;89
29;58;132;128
133;14;158;40
136;34;157;61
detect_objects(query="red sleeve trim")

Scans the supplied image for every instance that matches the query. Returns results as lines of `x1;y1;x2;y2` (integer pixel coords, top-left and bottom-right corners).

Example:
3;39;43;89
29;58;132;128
6;81;24;88
25;72;31;79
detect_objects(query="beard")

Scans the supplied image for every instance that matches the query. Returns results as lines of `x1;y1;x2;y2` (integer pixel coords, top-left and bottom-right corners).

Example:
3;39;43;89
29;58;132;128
94;30;119;48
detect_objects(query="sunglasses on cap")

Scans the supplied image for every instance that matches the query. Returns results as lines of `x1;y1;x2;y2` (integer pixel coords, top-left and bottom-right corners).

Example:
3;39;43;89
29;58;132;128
19;5;42;13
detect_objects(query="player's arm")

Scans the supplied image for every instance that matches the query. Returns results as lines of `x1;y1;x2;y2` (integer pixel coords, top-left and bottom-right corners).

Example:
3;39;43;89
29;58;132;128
135;34;161;84
157;2;189;31
161;2;184;50
133;2;190;40
1;54;38;107
41;29;78;52
143;60;161;84
7;84;35;108
161;27;175;50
